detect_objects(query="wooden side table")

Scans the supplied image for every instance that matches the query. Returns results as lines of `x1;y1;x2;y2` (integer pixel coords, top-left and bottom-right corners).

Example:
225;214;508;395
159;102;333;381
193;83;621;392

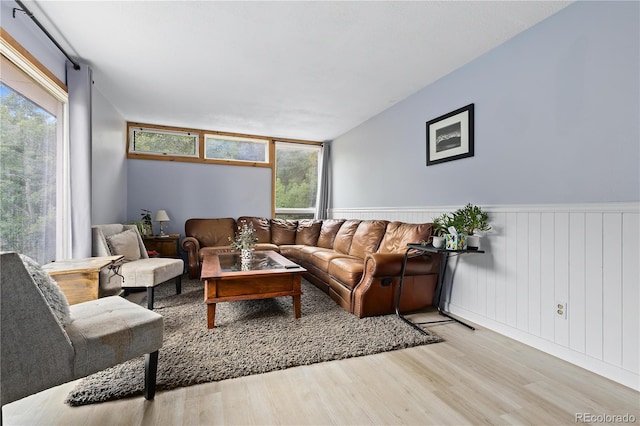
42;255;124;305
143;234;180;258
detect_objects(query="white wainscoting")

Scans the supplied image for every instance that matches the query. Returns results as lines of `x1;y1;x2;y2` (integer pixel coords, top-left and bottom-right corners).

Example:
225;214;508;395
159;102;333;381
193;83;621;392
330;203;640;390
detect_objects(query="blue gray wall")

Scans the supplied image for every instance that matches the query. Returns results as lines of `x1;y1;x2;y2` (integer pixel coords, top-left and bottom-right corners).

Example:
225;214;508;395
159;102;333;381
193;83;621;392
331;1;639;208
92;87;127;225
126;160;272;236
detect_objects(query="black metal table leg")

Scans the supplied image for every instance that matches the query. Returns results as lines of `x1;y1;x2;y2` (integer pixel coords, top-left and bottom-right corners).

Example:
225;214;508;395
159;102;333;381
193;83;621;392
431;252;476;330
395;244;480;332
395;249;431;335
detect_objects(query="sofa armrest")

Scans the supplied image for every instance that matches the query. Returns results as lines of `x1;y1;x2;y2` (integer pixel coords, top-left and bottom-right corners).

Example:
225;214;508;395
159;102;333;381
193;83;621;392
181;237;201;279
365;252;439;277
351;252;440;318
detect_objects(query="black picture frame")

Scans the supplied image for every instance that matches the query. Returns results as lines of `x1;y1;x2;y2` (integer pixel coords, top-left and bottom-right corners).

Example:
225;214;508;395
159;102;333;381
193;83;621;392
426;103;474;166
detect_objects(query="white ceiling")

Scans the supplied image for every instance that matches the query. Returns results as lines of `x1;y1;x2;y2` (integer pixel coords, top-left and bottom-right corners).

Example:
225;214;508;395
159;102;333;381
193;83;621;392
29;0;571;141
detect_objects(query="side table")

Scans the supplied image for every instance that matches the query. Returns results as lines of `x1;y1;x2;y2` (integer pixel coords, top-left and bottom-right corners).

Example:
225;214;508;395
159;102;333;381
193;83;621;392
143;234;180;258
42;255;124;305
396;243;484;333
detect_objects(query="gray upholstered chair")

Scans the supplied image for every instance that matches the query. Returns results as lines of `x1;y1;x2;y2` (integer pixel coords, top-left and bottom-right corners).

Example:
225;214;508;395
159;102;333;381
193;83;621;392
0;251;164;420
92;224;184;309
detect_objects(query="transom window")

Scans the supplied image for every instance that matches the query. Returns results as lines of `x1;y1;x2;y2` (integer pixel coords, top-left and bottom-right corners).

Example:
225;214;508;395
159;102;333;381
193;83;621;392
204;134;269;163
129;127;198;157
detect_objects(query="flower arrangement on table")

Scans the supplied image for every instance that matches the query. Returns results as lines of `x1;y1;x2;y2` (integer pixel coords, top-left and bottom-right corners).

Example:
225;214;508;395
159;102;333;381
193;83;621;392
229;221;258;251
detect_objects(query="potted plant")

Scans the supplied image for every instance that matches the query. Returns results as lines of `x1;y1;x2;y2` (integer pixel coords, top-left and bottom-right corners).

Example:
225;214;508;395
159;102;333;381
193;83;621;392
428;213;453;248
452;203;491;250
140;209;153;236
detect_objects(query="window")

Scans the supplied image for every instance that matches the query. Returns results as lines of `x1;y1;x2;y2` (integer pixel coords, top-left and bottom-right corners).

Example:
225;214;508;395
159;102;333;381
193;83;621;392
205;134;269;163
275;142;321;219
129;127;198;157
0;48;68;264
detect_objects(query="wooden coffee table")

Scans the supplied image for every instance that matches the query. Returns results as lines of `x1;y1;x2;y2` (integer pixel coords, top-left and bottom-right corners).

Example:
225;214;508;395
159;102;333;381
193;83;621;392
200;251;306;329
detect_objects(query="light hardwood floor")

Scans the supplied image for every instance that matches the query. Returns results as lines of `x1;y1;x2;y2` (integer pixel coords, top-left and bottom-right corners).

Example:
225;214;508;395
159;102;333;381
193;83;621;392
3;310;639;425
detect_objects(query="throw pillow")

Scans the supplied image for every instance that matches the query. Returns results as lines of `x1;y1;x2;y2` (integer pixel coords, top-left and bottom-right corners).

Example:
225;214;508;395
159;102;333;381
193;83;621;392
295;220;322;246
19;254;71;326
271;219;298;245
106;229;141;261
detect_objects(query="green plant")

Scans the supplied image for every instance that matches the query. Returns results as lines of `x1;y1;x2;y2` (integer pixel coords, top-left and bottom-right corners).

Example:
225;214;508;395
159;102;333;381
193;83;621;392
432;213;453;237
140;209;152;225
453;203;491;235
139;209;153;235
229;221;258;250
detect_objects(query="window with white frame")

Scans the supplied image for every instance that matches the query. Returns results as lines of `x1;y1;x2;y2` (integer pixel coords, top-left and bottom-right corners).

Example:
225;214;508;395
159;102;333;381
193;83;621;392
129;127;199;157
274;142;321;219
204;134;269;163
0;50;69;264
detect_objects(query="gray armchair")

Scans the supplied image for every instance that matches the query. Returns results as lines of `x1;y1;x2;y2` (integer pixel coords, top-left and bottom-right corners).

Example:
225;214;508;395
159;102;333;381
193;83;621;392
92;224;184;309
0;252;164;419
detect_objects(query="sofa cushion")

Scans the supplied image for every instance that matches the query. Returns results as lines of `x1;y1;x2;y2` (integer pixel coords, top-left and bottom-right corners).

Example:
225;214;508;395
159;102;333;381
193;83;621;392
278;245;304;262
66;296;163;377
271;219;298;245
295;219;322;246
119;258;183;288
185;218;236;247
328;256;364;289
199;246;234;260
105;229;141;261
332;220;361;254
348;220;388;259
377;222;434;254
316;219;345;248
237;216;271;243
309;249;353;272
299;245;329;263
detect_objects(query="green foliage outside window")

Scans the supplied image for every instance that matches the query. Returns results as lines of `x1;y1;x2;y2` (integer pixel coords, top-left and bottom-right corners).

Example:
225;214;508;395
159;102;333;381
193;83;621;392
0;84;57;264
205;137;267;162
275;146;319;210
132;129;197;156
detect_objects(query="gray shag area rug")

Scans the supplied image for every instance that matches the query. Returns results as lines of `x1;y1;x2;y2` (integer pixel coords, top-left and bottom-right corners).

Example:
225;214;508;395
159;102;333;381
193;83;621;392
66;277;442;406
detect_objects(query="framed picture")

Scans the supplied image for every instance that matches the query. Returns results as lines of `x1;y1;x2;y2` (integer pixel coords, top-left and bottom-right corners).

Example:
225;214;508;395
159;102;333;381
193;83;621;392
426;103;474;166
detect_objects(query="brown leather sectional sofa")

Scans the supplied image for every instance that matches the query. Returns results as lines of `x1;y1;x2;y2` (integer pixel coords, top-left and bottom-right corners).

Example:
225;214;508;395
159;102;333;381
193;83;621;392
181;216;440;318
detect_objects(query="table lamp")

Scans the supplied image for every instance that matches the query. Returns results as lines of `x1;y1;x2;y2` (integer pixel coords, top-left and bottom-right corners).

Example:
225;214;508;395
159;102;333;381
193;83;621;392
154;209;170;237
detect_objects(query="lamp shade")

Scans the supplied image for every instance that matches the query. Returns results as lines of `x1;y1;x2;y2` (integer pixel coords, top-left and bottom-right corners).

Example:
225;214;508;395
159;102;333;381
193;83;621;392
154;210;170;222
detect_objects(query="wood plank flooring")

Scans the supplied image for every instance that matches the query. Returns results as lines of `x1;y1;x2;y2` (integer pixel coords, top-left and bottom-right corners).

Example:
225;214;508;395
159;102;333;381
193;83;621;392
3;310;639;425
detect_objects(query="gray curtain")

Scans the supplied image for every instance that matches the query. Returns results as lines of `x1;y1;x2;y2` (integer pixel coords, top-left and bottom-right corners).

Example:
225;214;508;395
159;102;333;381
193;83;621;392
315;141;331;219
66;61;92;258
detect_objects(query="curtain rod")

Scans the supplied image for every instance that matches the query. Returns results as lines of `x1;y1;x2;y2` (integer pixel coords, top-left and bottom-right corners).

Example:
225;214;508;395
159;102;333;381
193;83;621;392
13;0;80;70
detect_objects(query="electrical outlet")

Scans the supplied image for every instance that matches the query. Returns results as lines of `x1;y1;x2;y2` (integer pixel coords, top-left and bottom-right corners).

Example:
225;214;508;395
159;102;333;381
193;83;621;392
556;301;567;319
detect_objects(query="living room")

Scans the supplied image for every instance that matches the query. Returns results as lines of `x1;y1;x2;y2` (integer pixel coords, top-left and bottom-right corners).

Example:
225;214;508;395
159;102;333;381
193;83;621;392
1;0;639;424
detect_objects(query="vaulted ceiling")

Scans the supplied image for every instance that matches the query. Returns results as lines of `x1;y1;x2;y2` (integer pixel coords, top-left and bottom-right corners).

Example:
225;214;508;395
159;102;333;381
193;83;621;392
27;0;571;141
